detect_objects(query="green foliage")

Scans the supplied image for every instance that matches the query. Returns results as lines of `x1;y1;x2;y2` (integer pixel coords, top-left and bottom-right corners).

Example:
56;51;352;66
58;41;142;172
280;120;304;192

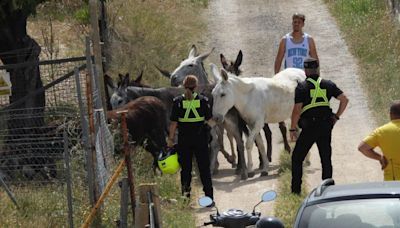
324;0;400;124
73;5;90;25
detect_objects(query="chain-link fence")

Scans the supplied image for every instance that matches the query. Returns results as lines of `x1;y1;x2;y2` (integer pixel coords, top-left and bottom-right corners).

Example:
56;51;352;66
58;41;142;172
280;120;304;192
0;56;94;227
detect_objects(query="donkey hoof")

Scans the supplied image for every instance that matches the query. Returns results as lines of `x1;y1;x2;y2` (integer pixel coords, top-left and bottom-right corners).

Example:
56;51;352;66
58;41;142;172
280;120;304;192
227;156;235;164
260;171;268;177
248;172;255;178
268;156;272;162
232;163;237;169
241;172;248;180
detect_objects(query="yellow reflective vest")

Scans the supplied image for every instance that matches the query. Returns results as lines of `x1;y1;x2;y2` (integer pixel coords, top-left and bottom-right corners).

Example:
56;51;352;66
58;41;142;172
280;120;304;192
301;77;330;113
178;93;205;123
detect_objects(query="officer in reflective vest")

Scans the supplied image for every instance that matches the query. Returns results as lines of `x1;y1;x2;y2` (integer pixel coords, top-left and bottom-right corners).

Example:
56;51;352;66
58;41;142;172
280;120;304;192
168;75;214;199
289;57;349;194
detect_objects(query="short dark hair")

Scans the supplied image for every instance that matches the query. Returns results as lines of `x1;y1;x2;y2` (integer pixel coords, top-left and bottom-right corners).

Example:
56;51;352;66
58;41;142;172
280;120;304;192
303;57;319;69
292;13;305;22
390;100;400;117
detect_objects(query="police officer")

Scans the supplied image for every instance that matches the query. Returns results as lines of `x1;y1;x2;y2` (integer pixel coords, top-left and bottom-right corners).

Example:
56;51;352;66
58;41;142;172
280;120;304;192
167;75;214;199
289;57;349;194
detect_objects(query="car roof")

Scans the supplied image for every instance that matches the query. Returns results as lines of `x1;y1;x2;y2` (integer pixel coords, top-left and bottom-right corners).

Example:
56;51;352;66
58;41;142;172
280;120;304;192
306;180;400;205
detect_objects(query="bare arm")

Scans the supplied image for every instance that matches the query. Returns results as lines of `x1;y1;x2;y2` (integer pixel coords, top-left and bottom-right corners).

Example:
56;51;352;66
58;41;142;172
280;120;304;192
274;38;286;74
168;121;178;147
358;141;388;169
290;103;303;141
308;36;319;60
334;93;349;118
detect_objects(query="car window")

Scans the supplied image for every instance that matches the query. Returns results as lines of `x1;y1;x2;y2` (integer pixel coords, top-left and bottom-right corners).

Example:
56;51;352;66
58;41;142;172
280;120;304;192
300;198;400;228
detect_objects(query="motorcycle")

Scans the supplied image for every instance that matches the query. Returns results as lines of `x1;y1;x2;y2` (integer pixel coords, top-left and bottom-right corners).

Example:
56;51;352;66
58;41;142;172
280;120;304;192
198;190;282;228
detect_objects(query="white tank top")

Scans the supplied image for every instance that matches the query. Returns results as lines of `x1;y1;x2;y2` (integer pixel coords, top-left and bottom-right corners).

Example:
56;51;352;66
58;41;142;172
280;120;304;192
284;33;310;69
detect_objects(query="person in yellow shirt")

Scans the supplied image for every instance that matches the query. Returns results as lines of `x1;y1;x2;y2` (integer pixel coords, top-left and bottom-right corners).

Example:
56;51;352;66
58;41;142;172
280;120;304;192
358;100;400;180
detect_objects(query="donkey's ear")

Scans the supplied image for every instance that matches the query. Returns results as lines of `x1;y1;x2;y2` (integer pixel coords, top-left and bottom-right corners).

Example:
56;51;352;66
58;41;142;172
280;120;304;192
121;73;130;88
188;44;198;58
220;69;229;81
134;69;144;84
198;47;215;62
154;64;171;78
210;63;221;83
234;50;243;68
104;74;115;89
220;53;228;69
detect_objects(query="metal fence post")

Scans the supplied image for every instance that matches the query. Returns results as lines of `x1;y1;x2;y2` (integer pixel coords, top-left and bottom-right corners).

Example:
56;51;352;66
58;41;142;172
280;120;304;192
74;67;95;206
64;130;74;228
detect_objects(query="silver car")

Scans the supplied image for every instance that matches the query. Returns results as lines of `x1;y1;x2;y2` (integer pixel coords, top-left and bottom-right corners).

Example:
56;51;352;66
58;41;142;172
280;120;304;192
293;179;400;228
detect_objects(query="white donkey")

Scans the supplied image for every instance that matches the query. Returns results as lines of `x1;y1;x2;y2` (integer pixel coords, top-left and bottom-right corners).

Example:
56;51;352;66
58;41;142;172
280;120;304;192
210;64;306;175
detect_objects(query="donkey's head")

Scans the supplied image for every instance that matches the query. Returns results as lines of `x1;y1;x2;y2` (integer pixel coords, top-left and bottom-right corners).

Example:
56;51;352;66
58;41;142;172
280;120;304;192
210;63;236;123
156;45;214;86
220;50;243;76
106;70;147;109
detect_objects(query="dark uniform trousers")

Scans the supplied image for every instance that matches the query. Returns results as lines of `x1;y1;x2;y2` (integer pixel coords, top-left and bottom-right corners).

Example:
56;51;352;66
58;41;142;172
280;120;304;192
291;118;333;194
178;132;213;199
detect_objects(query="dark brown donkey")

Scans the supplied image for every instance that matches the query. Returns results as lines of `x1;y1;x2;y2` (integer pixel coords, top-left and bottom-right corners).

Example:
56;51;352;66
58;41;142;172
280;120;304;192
107;96;167;170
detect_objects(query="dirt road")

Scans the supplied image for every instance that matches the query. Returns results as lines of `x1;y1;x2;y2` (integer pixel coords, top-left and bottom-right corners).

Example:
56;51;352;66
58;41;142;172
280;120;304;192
196;0;382;226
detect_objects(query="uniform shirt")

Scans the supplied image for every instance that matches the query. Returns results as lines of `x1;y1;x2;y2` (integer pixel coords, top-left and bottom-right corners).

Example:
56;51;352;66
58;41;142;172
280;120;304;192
285;33;310;69
170;93;212;138
295;76;343;118
363;119;400;180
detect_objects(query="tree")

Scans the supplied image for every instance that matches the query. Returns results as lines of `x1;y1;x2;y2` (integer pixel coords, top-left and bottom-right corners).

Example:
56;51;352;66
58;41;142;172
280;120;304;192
0;0;46;132
0;0;46;111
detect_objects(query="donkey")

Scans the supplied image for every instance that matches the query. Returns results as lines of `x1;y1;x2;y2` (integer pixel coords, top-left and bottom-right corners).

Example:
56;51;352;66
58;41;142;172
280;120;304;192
211;64;306;176
106;96;167;171
156;45;267;179
220;51;291;163
156;44;212;86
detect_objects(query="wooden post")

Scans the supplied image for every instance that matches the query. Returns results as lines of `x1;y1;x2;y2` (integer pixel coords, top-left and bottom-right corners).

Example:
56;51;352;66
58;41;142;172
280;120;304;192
135;184;162;228
120;111;136;224
89;0;107;112
118;178;129;228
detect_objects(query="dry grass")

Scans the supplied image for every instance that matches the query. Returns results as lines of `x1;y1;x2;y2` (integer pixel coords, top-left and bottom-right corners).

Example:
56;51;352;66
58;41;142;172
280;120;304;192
324;0;400;125
106;0;208;87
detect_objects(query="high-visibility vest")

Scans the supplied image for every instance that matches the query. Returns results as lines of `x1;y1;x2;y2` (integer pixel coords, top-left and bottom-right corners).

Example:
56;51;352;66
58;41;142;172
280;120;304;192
301;77;330;113
178;93;205;122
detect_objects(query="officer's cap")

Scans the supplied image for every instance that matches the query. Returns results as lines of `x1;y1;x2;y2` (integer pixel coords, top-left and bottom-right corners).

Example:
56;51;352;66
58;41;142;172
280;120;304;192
303;57;319;69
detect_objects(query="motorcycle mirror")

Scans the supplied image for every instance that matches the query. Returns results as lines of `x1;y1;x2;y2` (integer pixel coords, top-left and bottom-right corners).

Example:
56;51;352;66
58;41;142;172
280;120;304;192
261;190;277;202
252;190;277;214
198;196;213;207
